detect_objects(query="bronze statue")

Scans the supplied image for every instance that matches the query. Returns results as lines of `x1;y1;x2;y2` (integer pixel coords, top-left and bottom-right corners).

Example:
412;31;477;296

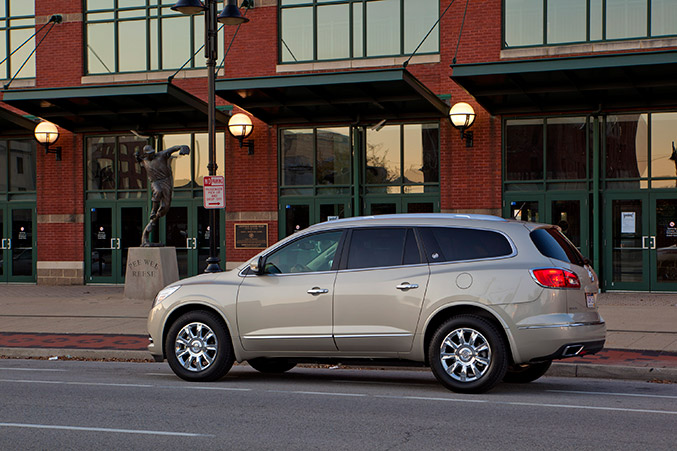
135;144;190;247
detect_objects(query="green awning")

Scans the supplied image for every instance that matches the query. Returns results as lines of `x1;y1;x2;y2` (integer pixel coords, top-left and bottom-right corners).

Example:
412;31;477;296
2;82;229;133
215;69;449;125
451;50;677;115
0;106;39;137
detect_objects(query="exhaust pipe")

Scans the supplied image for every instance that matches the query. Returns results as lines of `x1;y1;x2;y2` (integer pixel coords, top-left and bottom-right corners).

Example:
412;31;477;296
562;344;584;357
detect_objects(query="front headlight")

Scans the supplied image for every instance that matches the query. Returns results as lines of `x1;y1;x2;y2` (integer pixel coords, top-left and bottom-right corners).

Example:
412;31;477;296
153;285;181;307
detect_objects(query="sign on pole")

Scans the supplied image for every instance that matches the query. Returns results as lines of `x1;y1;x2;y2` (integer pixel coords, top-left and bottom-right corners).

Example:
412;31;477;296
203;175;225;209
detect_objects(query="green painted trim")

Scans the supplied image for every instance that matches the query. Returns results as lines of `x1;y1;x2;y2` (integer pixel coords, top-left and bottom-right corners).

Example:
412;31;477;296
452;49;677;77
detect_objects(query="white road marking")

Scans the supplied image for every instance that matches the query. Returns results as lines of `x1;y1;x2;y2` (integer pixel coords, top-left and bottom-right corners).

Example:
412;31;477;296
0;367;66;372
0;379;152;388
0;422;213;437
548;389;677;400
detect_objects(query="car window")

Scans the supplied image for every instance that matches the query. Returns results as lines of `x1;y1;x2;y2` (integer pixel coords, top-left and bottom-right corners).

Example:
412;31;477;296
419;227;513;263
346;228;414;270
530;227;586;267
264;231;343;274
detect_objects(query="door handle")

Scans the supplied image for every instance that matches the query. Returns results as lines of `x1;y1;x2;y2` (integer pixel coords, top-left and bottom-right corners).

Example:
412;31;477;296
193;238;198;249
396;282;419;290
1;238;9;250
650;236;656;250
186;238;192;249
110;238;116;250
116;238;121;250
307;287;329;295
642;236;649;250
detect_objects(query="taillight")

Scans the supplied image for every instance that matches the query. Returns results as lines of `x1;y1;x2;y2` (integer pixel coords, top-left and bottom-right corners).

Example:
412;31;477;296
531;268;581;289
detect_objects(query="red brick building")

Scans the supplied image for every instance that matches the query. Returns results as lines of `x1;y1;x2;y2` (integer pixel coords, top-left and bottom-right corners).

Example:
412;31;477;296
1;0;676;292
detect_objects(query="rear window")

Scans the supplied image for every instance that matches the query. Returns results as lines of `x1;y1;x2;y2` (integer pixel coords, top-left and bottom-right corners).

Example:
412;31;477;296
346;228;422;269
530;227;586;266
419;227;514;263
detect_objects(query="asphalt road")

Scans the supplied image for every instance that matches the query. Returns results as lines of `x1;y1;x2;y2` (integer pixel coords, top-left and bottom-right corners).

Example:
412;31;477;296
1;360;676;450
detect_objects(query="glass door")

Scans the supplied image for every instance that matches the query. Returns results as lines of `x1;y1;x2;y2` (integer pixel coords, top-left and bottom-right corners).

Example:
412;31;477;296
504;194;544;222
162;201;221;278
0;205;35;283
652;194;677;291
87;204;145;283
604;193;650;291
548;193;589;258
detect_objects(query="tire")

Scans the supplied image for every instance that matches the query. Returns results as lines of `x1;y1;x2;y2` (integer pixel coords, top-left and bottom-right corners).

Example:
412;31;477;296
165;310;234;382
503;361;552;384
428;315;508;394
247;358;297;374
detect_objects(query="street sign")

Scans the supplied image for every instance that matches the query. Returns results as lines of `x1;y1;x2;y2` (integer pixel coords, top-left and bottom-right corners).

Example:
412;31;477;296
203;175;225;209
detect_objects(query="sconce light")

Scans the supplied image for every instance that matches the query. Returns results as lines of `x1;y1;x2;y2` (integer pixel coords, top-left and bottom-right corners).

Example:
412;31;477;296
449;102;476;148
34;121;62;161
228;113;254;155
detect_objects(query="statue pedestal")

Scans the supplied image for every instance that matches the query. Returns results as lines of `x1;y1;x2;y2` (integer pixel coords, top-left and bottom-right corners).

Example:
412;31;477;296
124;247;179;300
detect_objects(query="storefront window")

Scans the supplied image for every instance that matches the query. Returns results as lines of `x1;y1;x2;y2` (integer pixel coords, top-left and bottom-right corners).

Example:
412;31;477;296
87;136;147;192
366;125;400;185
316;128;351;185
282;129;315;186
650;112;677;187
546;117;587;180
0;1;35;80
0;139;36;193
85;1;223;74
605;114;648;179
504;0;676;48
505;119;544;181
280;0;439;63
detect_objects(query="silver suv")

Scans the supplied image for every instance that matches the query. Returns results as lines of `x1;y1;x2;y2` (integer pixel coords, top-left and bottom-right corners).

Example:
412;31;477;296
147;214;605;393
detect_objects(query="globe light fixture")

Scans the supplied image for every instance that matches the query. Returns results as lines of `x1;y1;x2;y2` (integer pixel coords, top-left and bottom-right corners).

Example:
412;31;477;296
449;102;476;147
34;121;62;160
228;113;254;154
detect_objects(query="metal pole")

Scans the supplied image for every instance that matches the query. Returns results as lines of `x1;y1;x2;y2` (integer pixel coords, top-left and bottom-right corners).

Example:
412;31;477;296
204;0;222;273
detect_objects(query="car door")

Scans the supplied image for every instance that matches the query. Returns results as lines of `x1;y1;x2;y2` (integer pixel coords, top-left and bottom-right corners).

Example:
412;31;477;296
237;230;344;352
333;227;429;353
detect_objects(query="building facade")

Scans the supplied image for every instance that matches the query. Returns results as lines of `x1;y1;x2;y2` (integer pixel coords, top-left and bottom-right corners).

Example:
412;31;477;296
1;0;676;292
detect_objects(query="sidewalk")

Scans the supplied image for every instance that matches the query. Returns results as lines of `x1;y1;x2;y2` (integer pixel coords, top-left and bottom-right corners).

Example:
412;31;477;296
1;285;676;382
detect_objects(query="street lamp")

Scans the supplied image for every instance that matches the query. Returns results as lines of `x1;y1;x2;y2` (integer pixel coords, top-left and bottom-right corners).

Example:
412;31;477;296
228;113;254;154
171;0;249;273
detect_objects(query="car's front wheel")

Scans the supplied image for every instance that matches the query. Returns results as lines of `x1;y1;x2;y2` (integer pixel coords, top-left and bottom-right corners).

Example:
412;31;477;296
503;361;552;383
165;310;234;382
429;315;508;394
247;358;297;374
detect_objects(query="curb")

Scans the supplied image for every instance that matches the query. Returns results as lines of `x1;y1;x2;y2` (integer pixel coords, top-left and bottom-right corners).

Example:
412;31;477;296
0;347;153;361
549;362;677;383
2;347;676;383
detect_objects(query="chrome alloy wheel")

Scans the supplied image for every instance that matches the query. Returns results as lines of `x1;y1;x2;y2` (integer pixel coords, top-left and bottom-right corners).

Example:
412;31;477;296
439;327;492;382
174;321;219;372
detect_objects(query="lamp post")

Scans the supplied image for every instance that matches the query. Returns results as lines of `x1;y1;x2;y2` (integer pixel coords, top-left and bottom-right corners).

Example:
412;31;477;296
171;0;249;273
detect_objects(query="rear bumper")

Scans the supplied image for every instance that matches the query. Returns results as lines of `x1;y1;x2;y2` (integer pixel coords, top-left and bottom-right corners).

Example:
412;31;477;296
529;339;605;362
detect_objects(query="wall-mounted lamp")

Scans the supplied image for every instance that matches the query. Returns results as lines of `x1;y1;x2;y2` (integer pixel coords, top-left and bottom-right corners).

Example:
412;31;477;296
228;113;254;155
34;121;61;161
449;102;476;148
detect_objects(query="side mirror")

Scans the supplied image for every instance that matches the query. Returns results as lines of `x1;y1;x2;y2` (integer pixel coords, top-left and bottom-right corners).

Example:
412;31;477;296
249;256;265;275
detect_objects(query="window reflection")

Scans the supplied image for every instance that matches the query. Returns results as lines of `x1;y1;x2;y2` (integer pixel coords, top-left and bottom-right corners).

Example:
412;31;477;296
164;134;192;189
9;140;36;192
118;20;147;72
546;117;586;179
605;114;647;179
547;0;586;44
316;128;351;185
651;112;677;180
367;125;401;184
504;0;543;47
403;124;439;184
282;130;315;186
280;0;439;63
87;137;117;191
505;119;544;180
118;136;147;190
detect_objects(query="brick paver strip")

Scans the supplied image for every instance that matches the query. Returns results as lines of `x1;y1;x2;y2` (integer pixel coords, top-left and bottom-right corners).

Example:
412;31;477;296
0;332;148;350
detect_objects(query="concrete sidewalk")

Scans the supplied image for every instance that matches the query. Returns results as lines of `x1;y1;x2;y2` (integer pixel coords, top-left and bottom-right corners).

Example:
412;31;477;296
1;284;676;382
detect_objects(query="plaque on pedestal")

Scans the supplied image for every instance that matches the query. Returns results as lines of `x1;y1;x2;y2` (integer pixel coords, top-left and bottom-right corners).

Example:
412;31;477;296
124;247;179;300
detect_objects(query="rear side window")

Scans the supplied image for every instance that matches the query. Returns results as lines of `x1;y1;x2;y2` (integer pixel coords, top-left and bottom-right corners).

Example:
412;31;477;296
419;227;514;263
530;227;585;267
346;228;421;269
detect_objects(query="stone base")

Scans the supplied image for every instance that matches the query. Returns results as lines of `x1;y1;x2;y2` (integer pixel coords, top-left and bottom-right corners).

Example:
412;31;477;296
124;247;179;300
37;261;85;285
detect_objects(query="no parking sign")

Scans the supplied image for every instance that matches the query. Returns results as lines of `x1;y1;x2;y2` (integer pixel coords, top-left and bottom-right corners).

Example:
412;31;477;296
203;176;225;209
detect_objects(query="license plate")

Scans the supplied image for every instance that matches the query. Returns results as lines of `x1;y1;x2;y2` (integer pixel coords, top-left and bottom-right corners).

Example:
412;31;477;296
586;293;596;308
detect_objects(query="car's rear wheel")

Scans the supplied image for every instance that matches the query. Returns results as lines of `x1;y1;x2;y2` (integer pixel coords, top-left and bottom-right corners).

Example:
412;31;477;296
247;358;297;374
429;315;507;394
503;361;552;383
165;310;234;382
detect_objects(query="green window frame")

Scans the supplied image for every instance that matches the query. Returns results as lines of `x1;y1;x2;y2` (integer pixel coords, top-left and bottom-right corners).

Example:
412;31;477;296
503;0;677;49
279;0;440;64
0;0;35;80
0;138;37;198
84;0;225;75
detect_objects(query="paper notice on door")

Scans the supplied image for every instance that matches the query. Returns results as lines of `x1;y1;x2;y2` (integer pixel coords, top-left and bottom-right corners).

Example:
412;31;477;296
621;212;636;234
